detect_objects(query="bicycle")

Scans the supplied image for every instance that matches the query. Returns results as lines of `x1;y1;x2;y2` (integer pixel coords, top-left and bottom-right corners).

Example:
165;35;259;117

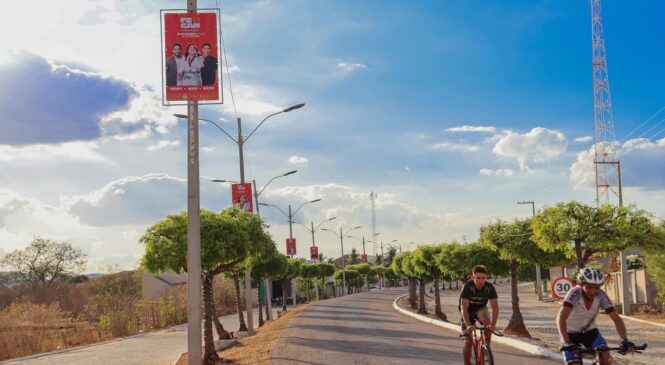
559;343;647;365
458;324;504;365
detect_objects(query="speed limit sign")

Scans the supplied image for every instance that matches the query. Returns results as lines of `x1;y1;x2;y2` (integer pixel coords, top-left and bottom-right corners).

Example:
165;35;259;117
551;276;575;300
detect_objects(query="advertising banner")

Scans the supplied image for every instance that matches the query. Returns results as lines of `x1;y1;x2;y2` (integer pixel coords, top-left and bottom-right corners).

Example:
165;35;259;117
161;10;222;104
231;183;253;213
310;246;318;261
286;238;296;257
361;253;368;263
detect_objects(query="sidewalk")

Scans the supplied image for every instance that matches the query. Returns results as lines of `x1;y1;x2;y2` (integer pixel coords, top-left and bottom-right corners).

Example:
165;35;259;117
418;282;664;365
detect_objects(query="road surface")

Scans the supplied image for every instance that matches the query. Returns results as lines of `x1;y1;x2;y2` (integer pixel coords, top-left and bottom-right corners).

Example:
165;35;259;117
270;288;561;365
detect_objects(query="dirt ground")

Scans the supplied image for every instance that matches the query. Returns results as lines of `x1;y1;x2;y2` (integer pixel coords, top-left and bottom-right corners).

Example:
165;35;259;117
175;304;308;365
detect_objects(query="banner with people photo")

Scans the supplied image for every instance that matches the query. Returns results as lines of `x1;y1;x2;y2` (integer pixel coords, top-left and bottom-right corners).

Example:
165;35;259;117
161;9;222;104
231;183;253;213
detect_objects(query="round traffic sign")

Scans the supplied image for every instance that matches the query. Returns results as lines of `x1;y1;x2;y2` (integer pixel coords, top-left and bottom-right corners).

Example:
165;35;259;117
551;276;575;300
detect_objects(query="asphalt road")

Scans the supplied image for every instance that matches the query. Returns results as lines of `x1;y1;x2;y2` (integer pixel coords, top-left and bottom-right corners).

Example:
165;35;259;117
1;307;277;365
269;288;561;365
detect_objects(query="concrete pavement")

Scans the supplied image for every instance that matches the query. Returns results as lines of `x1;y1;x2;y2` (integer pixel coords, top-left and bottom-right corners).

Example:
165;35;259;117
269;288;560;364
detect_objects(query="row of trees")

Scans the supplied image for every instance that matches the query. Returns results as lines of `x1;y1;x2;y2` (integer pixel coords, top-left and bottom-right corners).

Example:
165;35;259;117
388;201;664;338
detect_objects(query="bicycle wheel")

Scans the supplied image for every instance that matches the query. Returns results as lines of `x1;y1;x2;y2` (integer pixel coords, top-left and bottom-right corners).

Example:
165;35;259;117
481;345;494;365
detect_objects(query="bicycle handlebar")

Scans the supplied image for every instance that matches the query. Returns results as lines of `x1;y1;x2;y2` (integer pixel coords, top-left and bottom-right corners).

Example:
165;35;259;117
559;343;647;355
457;324;504;338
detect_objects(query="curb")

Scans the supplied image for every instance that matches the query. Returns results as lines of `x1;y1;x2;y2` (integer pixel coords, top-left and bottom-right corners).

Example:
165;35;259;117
619;314;665;329
392;294;565;363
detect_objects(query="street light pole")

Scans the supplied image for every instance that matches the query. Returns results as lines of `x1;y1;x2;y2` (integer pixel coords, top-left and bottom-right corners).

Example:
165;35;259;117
517;200;543;301
323;226;361;296
175;103;305;337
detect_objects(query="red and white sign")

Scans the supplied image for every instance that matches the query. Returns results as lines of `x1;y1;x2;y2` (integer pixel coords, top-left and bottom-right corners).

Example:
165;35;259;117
231;183;253;213
161;10;222;104
551;276;575;300
310;246;318;261
361;253;368;262
286;238;296;257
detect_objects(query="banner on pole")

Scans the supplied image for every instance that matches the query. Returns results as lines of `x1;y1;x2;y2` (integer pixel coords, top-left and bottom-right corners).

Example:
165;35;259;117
286;238;296;257
161;9;222;104
361;253;368;262
231;183;253;213
310;246;318;261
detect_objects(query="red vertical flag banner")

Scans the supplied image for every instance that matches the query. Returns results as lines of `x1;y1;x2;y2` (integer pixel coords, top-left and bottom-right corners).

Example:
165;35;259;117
310;246;318;261
361;253;368;263
161;10;222;104
286;238;296;257
231;183;253;213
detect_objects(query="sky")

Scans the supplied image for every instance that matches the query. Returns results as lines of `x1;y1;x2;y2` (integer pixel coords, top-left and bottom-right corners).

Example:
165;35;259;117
0;0;664;272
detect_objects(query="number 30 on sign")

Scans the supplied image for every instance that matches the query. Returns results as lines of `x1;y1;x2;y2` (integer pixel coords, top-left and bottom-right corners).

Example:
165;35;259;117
551;276;575;300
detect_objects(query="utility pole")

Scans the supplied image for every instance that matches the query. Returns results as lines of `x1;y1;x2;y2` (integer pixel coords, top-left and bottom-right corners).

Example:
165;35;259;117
590;0;629;315
236;117;254;335
185;2;202;364
517;200;543;301
371;191;377;257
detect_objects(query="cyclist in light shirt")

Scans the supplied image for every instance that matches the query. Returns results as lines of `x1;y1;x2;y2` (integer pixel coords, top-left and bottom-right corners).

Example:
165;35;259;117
556;267;635;365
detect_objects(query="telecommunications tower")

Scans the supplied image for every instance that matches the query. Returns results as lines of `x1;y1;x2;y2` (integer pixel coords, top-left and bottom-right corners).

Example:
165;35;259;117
591;0;620;205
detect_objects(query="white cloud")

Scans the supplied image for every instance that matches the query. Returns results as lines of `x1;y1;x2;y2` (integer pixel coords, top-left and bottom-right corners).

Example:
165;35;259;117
446;125;497;133
337;62;367;72
202;147;216;153
574;136;593;143
570;138;665;190
430;142;480;153
148;140;180;151
479;168;514;177
492;127;567;170
288;155;309;165
0;141;111;165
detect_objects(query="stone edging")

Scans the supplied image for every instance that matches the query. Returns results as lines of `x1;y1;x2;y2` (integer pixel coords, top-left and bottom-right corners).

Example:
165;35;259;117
392;294;567;363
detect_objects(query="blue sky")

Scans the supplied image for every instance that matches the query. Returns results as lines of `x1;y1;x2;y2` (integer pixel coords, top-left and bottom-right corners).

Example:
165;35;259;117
0;0;663;271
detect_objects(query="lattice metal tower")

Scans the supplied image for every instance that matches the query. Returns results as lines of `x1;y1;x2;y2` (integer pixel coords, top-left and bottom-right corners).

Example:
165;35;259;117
591;0;620;205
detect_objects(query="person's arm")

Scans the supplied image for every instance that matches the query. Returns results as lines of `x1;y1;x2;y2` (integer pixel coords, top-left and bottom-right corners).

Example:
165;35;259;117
488;298;499;331
461;299;475;332
556;306;572;343
607;311;627;340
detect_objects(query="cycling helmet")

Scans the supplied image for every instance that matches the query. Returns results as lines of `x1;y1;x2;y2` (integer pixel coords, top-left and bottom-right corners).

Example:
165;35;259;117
578;267;604;285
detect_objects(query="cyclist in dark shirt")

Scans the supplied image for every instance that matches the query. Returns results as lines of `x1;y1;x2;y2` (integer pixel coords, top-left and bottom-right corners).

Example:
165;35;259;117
459;265;499;365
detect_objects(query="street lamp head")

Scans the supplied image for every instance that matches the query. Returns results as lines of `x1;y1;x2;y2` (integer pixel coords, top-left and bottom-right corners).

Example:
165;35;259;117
283;103;305;112
173;114;188;119
321;228;332;232
283;170;298;176
353;226;362;230
328;217;337;221
259;203;269;206
310;198;322;203
212;179;237;183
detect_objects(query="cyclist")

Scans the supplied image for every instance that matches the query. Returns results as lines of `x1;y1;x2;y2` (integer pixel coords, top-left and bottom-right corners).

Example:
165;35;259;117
556;267;635;365
459;265;499;365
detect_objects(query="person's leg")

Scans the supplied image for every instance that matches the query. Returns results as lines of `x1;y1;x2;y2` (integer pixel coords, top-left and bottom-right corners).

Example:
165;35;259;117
477;307;493;345
561;332;583;364
589;331;611;365
460;317;474;365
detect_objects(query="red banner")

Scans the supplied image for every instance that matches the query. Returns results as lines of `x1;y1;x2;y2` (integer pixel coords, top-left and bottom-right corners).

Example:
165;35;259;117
162;11;221;103
310;246;318;261
286;238;296;257
361;253;368;262
231;183;253;213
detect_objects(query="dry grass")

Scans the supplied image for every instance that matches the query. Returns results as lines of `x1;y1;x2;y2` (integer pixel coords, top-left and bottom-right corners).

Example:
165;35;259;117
175;304;309;365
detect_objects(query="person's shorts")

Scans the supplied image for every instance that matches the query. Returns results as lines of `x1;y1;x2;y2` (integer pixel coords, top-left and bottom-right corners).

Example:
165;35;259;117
560;328;607;363
459;307;489;339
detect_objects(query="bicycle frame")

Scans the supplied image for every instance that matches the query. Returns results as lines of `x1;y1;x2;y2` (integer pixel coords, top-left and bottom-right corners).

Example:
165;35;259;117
468;325;503;365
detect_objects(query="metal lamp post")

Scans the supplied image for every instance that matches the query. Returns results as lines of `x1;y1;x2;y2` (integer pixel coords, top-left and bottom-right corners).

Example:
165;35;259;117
174;102;304;336
322;226;361;296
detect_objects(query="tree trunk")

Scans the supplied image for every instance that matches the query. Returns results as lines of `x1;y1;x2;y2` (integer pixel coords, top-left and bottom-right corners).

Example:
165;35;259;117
257;281;264;327
234;275;248;332
202;274;220;363
281;278;289;311
418;279;427;314
408;278;417;308
455;278;459;290
575;240;584;268
434;274;446;320
503;260;531;338
208;276;231;340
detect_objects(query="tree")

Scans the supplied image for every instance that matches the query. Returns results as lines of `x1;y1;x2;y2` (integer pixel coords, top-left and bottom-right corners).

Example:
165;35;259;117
480;218;545;337
531;201;657;268
316;262;335;299
348;263;371;291
392;252;415;307
349;248;360;265
414;244;445;319
385;246;398;268
249;242;283;327
436;242;468;289
299;263;319;300
643;221;665;307
334;269;360;294
140;209;261;364
280;258;302;311
1;238;86;289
